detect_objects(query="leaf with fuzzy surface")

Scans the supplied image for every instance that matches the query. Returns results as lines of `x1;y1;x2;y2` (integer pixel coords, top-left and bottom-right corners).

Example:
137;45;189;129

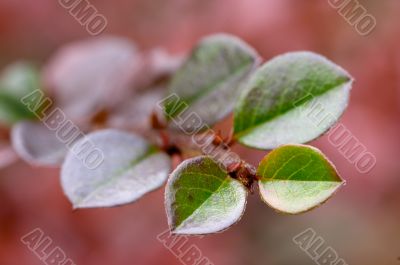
165;156;247;235
11;121;72;166
44;36;142;124
257;144;344;214
107;87;166;133
61;129;171;209
234;52;353;150
164;34;260;131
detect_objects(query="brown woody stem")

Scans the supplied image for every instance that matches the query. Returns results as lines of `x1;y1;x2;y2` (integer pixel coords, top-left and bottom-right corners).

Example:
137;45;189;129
226;160;258;193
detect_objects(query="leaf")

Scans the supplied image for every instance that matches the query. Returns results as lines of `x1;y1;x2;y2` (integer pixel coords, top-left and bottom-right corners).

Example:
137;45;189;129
43;36;142;123
165;156;247;235
257;144;344;214
0;62;41;126
234;51;353;150
61;129;171;209
143;48;185;83
107;87;166;133
11;121;73;166
164;34;260;131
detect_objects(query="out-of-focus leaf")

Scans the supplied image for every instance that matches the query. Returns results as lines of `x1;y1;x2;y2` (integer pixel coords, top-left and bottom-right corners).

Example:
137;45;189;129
164;34;260;131
0;62;41;126
257;144;344;214
234;52;353;150
107;87;166;133
44;36;143;123
1;62;41;96
165;156;247;235
11;121;73;166
61;129;171;209
142;48;185;84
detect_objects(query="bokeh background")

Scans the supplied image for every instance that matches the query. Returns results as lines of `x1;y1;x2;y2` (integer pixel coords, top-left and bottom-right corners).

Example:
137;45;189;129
0;0;399;264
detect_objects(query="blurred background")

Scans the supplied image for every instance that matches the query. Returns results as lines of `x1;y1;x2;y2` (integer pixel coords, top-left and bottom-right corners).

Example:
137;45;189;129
0;0;399;264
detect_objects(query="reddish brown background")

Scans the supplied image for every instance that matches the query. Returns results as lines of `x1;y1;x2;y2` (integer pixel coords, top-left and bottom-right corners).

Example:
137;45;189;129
0;0;399;264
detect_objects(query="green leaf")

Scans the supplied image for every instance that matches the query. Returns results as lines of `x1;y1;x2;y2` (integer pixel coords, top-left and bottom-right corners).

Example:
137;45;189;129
61;129;171;209
164;34;260;131
165;156;247;235
0;91;37;125
0;62;41;126
234;51;353;150
257;144;344;214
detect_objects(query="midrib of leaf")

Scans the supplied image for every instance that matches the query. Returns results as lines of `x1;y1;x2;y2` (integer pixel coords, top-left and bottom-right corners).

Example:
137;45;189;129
259;154;340;182
261;179;341;183
174;175;231;228
235;76;350;138
168;59;253;118
74;146;159;207
270;156;314;180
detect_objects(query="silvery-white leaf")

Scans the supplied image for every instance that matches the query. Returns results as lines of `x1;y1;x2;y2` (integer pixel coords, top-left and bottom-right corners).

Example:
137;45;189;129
145;48;185;81
61;129;171;209
11;121;74;166
44;36;143;123
107;87;166;132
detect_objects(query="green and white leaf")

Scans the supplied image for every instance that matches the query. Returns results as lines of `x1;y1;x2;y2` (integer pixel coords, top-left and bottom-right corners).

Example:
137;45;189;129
234;51;353;150
164;34;260;131
61;129;171;209
165;156;247;235
0;62;41;126
257;144;344;214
